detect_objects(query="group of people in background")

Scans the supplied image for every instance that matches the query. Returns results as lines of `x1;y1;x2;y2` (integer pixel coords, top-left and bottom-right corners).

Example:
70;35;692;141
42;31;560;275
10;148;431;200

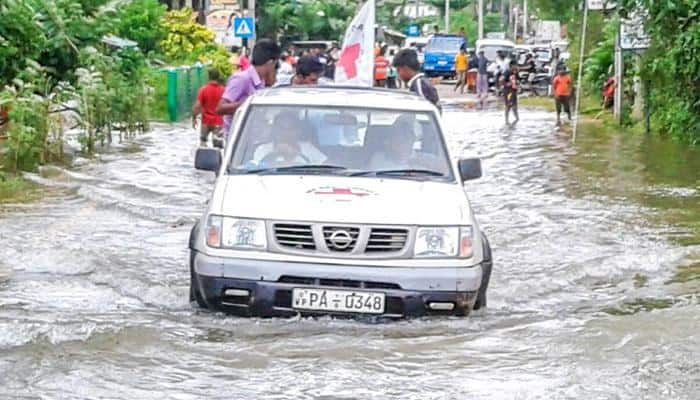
191;36;574;147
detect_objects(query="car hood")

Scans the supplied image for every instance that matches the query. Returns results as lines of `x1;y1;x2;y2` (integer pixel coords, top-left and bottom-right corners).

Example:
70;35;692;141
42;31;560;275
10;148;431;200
214;175;470;225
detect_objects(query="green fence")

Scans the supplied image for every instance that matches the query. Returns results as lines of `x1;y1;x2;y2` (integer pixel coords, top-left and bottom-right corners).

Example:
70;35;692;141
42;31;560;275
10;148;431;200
160;63;207;122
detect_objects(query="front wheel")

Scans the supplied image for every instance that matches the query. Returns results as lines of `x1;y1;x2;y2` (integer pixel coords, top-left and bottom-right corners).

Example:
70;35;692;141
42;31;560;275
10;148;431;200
473;234;492;310
189;251;208;309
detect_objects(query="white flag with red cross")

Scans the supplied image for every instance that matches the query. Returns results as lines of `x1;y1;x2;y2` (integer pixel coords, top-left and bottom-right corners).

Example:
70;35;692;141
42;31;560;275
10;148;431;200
335;0;375;87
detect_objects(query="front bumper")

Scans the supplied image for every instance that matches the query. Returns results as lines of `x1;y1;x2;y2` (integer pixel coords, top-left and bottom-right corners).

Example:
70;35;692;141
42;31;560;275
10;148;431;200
193;252;482;318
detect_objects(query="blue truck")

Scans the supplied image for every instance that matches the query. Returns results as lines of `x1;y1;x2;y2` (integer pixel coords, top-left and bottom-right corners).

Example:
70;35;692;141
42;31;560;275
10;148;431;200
422;34;466;78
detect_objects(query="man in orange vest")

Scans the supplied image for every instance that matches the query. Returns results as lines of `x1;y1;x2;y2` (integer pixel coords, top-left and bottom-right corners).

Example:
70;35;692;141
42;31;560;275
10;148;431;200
374;46;390;87
552;67;573;125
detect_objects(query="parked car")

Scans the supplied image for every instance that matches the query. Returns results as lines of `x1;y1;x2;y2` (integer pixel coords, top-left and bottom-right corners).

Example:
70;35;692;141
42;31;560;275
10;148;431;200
475;38;516;63
190;86;493;318
422;34;466;78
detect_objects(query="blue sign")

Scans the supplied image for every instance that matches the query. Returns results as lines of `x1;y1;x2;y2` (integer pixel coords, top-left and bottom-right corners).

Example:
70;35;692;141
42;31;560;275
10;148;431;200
406;24;420;37
233;17;255;39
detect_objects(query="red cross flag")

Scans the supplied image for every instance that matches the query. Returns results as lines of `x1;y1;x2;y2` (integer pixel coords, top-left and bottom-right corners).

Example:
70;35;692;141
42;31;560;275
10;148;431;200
335;0;375;87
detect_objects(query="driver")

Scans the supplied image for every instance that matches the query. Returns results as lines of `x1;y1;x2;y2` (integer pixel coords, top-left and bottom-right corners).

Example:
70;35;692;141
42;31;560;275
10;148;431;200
252;111;326;166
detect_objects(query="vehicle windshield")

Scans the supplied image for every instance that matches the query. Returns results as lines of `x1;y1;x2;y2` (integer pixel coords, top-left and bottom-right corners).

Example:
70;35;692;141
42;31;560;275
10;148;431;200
228;105;453;181
533;48;551;62
480;45;514;61
426;37;463;53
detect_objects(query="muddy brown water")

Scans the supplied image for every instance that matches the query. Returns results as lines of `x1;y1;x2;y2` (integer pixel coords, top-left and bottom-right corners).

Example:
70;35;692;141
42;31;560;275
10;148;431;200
1;108;699;399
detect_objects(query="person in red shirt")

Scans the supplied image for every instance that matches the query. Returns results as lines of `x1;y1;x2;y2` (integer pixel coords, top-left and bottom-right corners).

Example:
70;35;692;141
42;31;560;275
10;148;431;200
552;67;573;125
192;69;225;148
374;46;390;87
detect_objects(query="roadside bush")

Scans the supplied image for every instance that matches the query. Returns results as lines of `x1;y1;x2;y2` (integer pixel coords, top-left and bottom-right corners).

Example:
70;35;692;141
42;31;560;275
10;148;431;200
0;63;71;171
114;0;167;55
160;8;215;60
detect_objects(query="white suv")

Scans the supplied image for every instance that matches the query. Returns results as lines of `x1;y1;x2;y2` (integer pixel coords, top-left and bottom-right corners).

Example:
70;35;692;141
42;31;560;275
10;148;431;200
190;87;492;318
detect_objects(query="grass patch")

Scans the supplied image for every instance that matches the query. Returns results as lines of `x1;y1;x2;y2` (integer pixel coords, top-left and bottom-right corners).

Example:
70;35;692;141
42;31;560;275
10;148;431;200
519;96;556;112
0;173;38;203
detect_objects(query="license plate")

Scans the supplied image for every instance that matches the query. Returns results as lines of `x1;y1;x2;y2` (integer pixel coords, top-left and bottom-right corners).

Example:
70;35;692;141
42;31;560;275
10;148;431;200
437;60;448;65
292;288;385;314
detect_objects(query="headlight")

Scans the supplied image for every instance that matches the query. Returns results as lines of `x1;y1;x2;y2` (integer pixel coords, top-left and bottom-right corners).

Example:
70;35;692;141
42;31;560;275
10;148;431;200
205;215;267;250
414;226;473;258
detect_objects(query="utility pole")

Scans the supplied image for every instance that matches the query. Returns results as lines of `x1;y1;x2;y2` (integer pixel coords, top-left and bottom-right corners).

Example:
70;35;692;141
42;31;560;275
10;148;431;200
478;0;484;39
523;0;528;42
445;0;450;33
513;6;518;41
416;0;420;20
572;0;588;143
249;0;256;47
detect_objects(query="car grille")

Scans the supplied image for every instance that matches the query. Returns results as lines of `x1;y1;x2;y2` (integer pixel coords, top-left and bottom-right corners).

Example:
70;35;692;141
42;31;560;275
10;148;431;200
366;228;409;253
273;223;315;250
269;222;413;257
323;226;360;252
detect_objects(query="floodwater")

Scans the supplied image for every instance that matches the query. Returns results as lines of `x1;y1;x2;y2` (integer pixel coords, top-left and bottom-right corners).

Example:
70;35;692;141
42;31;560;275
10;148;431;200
1;107;699;399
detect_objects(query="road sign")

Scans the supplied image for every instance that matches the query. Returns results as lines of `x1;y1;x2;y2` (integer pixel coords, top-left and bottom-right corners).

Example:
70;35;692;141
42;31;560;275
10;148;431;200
620;9;650;50
406;24;420;37
587;0;617;11
233;17;255;38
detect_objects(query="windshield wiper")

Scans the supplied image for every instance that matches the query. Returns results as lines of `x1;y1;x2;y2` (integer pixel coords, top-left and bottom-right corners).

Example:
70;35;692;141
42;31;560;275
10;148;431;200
242;164;349;174
352;169;446;177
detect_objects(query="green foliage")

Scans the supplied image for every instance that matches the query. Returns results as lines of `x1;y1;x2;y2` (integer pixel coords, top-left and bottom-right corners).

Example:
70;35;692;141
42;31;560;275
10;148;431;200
621;0;700;142
0;0;48;86
160;8;215;59
159;8;231;78
0;63;70;171
114;0;167;54
582;17;617;92
1;0;162;171
484;12;504;33
258;0;355;41
443;9;478;40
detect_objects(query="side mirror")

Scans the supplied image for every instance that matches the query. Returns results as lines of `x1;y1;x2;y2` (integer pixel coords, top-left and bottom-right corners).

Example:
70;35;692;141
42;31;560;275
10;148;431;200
458;158;482;181
195;148;222;173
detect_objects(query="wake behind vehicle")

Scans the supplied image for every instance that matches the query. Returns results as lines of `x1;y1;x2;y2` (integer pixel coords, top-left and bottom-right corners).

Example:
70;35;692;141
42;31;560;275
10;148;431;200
422;34;466;78
190;87;493;318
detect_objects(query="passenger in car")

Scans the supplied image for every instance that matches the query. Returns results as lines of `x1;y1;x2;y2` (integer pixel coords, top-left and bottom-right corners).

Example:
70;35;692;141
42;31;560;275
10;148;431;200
369;116;441;171
252;112;326;166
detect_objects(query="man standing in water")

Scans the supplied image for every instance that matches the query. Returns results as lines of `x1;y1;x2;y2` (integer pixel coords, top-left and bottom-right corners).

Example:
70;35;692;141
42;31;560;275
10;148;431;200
392;49;440;108
552;67;573;125
217;39;281;139
476;50;489;109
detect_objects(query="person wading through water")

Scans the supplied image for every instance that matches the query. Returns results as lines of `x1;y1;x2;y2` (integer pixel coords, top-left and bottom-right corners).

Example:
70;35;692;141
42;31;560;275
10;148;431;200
552;66;573;125
502;60;520;125
192;68;225;148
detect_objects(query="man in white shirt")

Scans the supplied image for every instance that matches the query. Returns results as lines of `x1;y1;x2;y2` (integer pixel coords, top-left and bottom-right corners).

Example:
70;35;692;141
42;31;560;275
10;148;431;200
253;112;326;166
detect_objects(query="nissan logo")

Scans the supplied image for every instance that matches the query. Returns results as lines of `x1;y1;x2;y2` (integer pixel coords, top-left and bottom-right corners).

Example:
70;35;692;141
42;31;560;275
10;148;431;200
329;230;353;250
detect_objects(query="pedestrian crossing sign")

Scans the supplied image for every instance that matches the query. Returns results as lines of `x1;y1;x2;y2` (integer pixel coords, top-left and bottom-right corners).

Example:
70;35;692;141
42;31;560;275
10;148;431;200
233;17;255;38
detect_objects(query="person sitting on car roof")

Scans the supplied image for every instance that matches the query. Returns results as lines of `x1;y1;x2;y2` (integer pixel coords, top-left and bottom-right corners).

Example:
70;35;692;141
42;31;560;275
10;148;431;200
392;49;440;109
252;111;326;167
292;55;326;86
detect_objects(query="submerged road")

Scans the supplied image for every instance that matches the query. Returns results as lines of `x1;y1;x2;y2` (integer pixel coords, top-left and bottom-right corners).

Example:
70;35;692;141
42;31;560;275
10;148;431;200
1;106;699;399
